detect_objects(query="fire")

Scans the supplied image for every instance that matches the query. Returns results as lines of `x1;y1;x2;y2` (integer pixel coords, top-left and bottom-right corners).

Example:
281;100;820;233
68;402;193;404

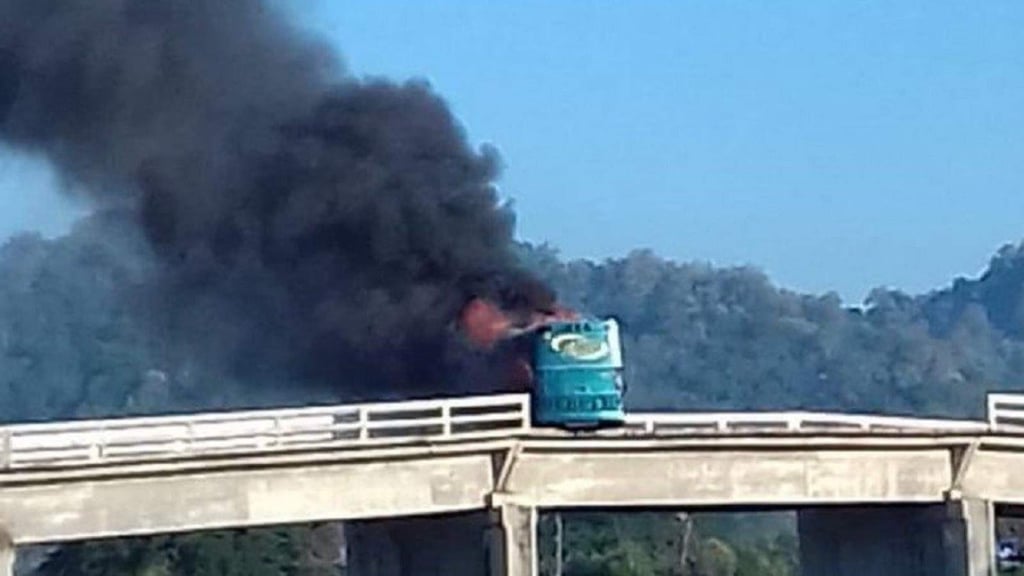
457;297;579;350
455;296;580;392
458;298;513;349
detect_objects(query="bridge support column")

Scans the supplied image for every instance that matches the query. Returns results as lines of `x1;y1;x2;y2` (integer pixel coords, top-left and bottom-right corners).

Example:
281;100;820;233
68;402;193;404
798;500;994;576
487;504;537;576
0;531;13;576
944;498;996;576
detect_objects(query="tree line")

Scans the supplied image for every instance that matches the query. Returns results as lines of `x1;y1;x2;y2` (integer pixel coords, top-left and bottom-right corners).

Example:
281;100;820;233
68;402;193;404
5;219;1024;574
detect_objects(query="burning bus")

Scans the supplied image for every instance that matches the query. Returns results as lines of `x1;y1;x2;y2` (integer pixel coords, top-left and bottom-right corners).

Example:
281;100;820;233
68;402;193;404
458;298;626;428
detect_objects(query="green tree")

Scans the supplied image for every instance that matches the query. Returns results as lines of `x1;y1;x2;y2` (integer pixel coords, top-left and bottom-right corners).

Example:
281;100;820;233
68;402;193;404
35;527;339;576
693;538;737;576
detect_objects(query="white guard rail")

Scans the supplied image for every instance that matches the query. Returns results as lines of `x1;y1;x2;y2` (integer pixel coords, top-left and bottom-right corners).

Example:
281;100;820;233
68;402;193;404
624;411;989;435
988;393;1024;431
0;393;531;470
0;393;1002;471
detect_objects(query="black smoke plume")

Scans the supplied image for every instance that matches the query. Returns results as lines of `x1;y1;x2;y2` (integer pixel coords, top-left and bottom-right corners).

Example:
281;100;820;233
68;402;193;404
0;0;554;399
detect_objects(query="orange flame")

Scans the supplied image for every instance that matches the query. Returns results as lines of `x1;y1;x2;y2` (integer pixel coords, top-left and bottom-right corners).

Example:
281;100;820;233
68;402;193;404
457;297;580;349
458;298;513;349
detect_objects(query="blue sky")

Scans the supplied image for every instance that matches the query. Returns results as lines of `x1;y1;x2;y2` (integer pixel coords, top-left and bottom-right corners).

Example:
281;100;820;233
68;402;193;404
2;1;1022;304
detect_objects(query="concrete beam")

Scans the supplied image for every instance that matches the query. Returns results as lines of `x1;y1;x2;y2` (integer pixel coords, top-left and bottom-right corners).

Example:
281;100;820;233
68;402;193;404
506;448;953;508
961;450;1024;505
2;433;1014;556
0;453;495;545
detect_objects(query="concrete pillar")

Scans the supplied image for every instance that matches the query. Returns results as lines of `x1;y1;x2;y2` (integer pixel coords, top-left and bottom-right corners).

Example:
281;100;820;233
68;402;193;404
0;531;13;576
798;501;994;576
346;512;491;576
944;499;995;576
487;504;537;576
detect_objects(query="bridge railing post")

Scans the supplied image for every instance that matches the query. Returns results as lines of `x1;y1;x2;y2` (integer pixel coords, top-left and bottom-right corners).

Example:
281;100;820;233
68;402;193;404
88;427;106;462
442;404;453;437
786;415;800;431
987;394;998;429
185;421;195;454
358;407;369;441
520;395;531;432
0;429;10;469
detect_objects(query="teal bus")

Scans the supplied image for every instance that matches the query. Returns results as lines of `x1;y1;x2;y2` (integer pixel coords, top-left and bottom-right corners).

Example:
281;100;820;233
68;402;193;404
530;317;626;427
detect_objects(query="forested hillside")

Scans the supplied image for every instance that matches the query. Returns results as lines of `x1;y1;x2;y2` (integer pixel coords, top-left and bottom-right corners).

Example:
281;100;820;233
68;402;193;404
4;219;1024;574
519;242;1024;419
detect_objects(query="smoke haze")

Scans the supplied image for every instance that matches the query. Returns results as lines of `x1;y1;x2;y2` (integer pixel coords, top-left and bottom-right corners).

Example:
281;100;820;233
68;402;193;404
0;0;552;398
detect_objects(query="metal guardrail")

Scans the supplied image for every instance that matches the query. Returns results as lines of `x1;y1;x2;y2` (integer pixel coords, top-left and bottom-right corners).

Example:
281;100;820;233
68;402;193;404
988;393;1024;431
0;393;1012;471
0;394;531;470
622;411;988;434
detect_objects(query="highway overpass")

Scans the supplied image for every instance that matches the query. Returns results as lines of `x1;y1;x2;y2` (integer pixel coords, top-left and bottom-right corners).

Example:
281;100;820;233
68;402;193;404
4;392;1024;575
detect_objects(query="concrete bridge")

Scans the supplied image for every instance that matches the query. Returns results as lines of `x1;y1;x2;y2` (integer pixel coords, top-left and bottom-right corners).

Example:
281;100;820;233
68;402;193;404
4;392;1024;576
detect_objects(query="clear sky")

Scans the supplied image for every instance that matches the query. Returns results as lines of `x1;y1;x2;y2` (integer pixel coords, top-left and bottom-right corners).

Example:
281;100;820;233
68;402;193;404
1;1;1022;304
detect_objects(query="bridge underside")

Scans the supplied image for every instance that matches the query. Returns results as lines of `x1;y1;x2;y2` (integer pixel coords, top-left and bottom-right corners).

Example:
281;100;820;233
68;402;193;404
292;505;537;576
797;500;994;576
346;512;493;576
339;501;997;576
338;500;996;576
